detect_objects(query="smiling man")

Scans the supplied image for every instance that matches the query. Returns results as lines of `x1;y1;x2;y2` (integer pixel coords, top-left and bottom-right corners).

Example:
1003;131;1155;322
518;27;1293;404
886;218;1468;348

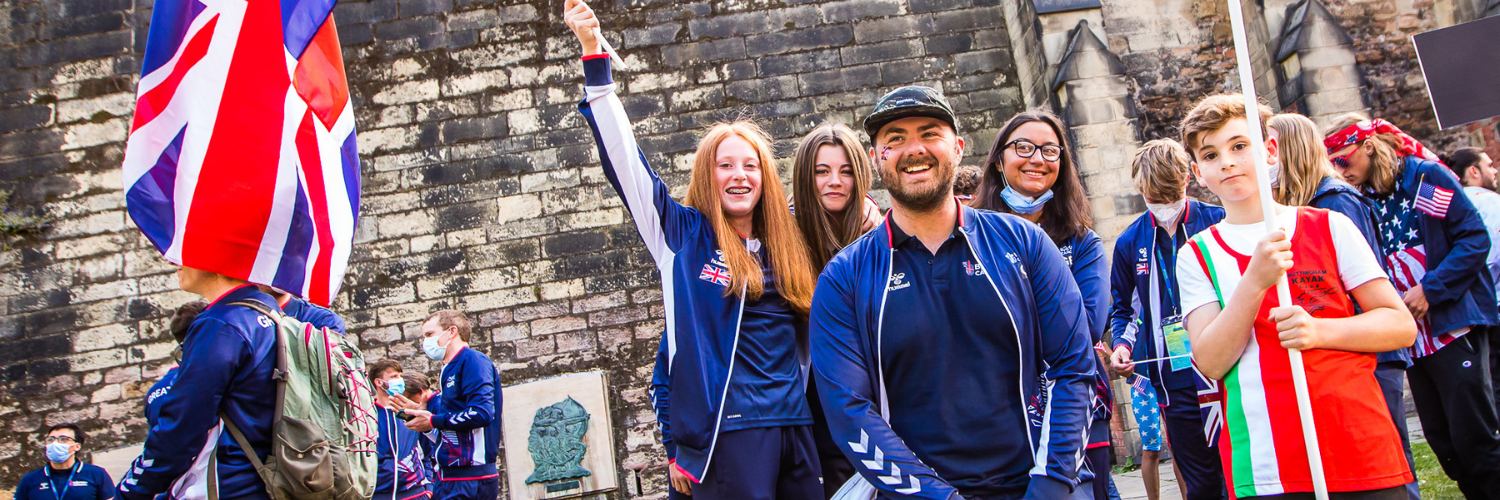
809;86;1098;500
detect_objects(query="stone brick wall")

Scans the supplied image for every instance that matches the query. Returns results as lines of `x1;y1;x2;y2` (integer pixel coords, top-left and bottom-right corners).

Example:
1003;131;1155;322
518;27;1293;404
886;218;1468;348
0;0;1031;492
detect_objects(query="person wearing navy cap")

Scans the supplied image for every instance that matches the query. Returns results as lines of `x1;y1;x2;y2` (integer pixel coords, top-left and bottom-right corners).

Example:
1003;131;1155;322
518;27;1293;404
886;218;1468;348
811;86;1097;500
16;424;114;500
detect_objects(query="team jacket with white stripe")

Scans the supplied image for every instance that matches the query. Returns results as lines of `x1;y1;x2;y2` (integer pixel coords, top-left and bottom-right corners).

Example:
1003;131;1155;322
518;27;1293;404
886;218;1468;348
810;206;1098;500
118;286;278;500
579;56;811;481
430;347;502;480
1108;200;1224;405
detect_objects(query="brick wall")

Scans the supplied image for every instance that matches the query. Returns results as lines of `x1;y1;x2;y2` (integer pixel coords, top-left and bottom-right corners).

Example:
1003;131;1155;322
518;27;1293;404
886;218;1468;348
0;0;1030;492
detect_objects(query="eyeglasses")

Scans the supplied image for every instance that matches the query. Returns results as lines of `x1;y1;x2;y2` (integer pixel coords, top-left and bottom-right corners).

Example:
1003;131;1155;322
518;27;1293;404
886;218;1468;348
1328;151;1351;169
44;436;75;444
1005;139;1062;162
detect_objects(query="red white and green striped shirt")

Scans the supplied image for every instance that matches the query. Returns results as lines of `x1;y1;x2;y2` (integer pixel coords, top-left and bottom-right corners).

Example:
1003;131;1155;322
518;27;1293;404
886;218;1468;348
1177;207;1412;498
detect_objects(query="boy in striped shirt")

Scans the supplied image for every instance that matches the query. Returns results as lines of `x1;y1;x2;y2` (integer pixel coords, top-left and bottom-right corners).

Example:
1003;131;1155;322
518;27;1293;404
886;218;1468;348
1175;95;1418;499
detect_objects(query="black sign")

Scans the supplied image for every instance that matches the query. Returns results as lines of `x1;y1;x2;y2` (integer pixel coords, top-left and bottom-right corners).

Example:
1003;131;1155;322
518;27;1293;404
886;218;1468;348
1413;15;1500;129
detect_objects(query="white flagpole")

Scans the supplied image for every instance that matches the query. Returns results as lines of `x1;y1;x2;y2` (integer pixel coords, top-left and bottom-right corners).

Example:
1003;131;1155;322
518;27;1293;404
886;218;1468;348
594;27;627;70
1223;1;1329;498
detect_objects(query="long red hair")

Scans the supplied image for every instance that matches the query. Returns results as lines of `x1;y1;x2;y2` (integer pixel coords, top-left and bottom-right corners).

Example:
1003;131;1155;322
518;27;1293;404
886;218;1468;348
684;122;817;315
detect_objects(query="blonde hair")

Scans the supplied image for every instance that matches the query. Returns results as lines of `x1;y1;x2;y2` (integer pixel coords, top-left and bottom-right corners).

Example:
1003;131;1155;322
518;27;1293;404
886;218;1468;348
1326;112;1402;194
1268;113;1341;206
791;123;873;270
1180;94;1275;161
1131;138;1192;202
685;122;817;314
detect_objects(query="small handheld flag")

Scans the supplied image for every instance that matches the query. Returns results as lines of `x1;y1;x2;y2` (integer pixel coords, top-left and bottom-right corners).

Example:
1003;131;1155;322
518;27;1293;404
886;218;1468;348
1415;179;1453;218
122;0;361;306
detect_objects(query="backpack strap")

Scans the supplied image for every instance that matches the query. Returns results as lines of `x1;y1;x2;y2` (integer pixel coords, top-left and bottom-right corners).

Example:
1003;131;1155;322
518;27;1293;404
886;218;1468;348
221;299;290;489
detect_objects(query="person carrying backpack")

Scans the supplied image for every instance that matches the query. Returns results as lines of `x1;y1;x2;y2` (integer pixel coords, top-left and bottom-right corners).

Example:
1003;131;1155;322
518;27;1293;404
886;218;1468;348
117;267;280;500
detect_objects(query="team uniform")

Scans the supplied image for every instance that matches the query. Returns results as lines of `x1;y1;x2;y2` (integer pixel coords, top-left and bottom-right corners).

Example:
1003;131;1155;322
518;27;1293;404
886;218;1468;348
1307;176;1419;500
1058;229;1115;500
16;463;114;500
1178;207;1413;499
1461;184;1500;416
429;347;503;500
811;204;1097;500
581;54;821;500
117;286;279;500
374;403;433;500
1109;201;1228;500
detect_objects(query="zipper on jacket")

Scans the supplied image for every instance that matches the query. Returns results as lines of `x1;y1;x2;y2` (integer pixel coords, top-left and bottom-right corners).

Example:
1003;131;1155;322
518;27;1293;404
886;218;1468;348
698;283;748;478
957;229;1035;458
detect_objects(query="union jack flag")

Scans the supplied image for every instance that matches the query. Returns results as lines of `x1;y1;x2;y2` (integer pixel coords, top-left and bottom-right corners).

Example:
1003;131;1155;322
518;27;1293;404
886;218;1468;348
1415;181;1453;218
699;264;730;286
123;0;361;306
1192;364;1223;448
1136;261;1149;275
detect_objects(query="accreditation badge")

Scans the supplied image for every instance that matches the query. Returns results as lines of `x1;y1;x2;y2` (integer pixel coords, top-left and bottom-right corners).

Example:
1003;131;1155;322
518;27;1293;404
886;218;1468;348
1162;315;1192;371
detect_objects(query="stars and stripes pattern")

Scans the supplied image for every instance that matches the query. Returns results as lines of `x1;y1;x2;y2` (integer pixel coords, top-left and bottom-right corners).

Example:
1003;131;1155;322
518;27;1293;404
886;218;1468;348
1415;181;1454;218
1371;188;1463;358
122;0;361;306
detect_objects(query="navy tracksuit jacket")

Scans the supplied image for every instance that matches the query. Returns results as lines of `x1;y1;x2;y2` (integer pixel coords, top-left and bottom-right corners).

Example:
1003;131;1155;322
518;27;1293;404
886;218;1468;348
118;286;279;500
429;347;503;481
810;206;1097;500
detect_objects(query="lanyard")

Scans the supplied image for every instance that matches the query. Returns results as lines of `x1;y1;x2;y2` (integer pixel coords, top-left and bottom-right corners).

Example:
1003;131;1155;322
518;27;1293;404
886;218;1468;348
47;462;80;500
1153;237;1179;314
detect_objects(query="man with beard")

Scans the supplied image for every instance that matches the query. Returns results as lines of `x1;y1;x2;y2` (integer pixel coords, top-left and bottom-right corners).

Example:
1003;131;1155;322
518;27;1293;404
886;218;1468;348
809;86;1097;500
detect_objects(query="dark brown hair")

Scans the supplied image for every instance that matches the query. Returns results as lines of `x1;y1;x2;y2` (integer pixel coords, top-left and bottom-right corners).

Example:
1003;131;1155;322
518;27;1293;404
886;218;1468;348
792;122;873;270
953;165;983;197
402;372;430;400
169;300;209;344
366;358;403;386
1441;147;1487;180
47;423;85;445
973;110;1093;245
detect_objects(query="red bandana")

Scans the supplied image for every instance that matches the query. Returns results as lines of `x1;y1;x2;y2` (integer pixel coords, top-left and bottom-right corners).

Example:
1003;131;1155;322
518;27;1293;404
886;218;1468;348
1323;118;1441;162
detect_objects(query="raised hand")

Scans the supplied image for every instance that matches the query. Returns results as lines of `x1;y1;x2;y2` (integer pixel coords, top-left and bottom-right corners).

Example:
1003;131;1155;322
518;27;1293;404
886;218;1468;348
562;0;602;56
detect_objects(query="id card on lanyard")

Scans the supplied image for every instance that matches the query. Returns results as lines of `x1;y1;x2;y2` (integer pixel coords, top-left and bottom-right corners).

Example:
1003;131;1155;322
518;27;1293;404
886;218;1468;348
1149;233;1193;372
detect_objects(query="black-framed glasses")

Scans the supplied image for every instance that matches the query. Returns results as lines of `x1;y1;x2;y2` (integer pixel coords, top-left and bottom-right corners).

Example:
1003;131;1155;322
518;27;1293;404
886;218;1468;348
1005;139;1062;162
44;436;75;444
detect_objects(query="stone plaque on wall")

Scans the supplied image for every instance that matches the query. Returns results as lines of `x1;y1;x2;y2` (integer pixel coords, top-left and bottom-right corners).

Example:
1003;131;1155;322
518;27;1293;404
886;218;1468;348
502;371;619;499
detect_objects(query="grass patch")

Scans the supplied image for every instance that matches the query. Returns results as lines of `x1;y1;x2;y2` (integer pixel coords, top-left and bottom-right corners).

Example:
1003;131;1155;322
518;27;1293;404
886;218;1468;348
1412;440;1463;499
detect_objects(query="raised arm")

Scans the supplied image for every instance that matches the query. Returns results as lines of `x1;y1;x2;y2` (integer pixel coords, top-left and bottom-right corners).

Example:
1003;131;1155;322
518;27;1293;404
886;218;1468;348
569;1;695;265
432;363;495;431
810;267;960;500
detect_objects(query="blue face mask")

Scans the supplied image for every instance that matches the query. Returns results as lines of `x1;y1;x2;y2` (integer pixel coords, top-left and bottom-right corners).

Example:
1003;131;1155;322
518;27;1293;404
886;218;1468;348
45;443;73;463
384;378;406;397
1000;186;1054;214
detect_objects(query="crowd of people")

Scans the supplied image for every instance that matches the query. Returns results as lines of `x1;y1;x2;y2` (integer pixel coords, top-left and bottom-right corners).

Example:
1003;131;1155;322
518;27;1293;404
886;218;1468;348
13;2;1500;500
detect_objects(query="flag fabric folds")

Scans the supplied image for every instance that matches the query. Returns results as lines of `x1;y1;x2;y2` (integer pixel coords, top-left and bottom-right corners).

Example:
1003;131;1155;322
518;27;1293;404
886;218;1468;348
123;0;361;306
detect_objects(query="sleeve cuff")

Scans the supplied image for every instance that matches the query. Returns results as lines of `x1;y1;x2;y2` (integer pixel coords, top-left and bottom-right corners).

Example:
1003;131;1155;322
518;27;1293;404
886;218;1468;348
582;56;613;87
663;440;677;460
1023;475;1073;500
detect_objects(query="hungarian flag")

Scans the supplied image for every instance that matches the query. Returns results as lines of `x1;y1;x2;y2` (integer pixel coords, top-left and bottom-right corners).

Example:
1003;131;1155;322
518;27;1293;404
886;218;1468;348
122;0;360;306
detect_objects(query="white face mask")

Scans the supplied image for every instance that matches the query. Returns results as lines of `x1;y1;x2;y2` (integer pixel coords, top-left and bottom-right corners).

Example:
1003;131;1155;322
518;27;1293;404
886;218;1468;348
1146;198;1187;228
422;331;449;361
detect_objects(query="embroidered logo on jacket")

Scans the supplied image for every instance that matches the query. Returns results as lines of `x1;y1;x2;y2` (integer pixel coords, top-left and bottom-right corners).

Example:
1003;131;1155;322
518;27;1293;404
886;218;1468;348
962;260;986;277
1059;245;1075;267
699;264;731;286
1137;248;1150;275
887;272;910;291
1005;252;1027;278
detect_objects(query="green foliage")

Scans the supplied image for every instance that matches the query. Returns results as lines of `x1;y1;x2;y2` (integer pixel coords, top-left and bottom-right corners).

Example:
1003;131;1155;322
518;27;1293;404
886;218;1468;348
1412;440;1463;499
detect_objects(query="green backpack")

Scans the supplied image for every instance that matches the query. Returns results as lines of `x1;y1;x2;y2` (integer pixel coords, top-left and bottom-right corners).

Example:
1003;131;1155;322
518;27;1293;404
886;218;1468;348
215;300;379;500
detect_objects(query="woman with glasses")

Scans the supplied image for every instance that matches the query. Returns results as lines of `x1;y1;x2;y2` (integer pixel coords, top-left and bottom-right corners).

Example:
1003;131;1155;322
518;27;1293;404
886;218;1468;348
15;424;115;500
971;110;1114;500
1324;113;1500;498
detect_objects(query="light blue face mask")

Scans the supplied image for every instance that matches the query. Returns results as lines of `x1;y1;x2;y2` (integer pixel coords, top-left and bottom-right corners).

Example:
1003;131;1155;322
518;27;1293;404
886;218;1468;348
384;377;406;397
45;443;73;463
1000;186;1054;214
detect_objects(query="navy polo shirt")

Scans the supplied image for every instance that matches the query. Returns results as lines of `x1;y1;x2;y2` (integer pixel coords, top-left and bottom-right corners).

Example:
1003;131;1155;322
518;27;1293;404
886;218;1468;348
15;463;114;500
1153;225;1195;391
719;244;812;433
880;217;1029;497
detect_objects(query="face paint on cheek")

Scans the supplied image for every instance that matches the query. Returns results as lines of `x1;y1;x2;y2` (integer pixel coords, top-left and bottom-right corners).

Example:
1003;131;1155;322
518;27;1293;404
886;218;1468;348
880;146;891;162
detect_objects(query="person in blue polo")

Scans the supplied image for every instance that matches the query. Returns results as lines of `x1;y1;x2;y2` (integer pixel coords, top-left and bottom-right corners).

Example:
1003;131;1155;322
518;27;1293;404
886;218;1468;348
399;310;502;500
16;424;114;500
810;86;1097;500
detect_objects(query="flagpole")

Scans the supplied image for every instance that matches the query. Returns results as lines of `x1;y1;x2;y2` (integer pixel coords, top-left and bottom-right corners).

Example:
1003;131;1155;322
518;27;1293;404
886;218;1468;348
1223;1;1329;498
